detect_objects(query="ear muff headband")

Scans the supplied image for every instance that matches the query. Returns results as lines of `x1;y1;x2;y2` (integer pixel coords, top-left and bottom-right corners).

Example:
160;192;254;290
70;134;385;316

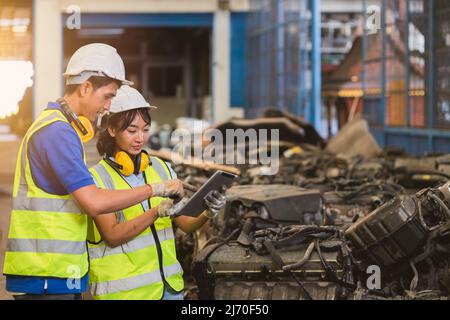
139;151;150;173
134;152;141;176
75;116;95;143
57;98;95;143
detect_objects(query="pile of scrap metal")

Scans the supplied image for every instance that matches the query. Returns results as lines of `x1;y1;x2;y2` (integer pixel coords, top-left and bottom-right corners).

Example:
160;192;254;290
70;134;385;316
192;181;450;300
150;111;450;300
161;116;449;190
345;181;450;300
152;113;450;195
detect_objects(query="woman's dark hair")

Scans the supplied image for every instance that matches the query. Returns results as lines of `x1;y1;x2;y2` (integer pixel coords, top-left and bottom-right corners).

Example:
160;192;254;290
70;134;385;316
97;108;152;157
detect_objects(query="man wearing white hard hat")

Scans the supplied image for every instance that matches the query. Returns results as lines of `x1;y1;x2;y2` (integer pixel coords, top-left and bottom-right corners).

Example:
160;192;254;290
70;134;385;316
87;85;226;300
3;44;185;300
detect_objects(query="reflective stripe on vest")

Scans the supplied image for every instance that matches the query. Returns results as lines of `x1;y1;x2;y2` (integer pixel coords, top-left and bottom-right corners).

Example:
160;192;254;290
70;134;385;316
88;228;175;260
3;109;89;278
7;239;86;255
90;262;183;297
87;157;184;300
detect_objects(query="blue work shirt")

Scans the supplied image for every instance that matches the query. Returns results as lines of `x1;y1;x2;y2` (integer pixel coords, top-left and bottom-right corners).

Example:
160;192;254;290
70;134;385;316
6;102;94;295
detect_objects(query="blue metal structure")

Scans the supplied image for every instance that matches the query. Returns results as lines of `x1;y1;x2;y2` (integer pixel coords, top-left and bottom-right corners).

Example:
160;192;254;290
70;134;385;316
70;13;214;28
362;0;450;155
246;0;321;130
230;12;247;108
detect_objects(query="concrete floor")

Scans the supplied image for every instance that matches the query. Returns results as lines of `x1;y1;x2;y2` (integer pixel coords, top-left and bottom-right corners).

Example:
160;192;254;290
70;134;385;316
0;138;101;300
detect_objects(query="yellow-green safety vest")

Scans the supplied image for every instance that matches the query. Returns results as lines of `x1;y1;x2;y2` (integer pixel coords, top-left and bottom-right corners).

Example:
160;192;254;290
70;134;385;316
3;109;89;279
87;157;184;300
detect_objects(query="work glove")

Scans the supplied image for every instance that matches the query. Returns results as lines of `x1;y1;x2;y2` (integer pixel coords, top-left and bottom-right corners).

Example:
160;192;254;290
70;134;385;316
157;198;189;218
203;185;227;219
150;179;185;199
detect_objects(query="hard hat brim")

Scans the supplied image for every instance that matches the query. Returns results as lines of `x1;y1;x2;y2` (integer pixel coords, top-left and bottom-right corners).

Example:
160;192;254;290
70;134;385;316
63;71;134;86
109;104;158;114
120;79;134;86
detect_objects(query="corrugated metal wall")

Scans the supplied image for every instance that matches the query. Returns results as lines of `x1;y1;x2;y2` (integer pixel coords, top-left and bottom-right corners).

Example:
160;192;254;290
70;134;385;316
246;0;321;129
362;0;450;154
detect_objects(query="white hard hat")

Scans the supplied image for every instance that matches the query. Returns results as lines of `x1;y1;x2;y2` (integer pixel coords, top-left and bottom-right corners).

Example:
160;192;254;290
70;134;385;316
110;85;157;114
63;43;133;86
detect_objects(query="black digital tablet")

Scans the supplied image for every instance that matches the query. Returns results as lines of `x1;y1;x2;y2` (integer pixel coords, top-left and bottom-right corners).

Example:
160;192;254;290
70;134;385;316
174;170;238;217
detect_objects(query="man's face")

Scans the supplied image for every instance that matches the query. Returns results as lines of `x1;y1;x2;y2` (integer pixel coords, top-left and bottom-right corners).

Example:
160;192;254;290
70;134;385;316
80;81;119;121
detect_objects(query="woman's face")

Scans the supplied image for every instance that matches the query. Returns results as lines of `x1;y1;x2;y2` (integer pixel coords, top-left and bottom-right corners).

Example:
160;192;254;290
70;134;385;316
108;113;150;156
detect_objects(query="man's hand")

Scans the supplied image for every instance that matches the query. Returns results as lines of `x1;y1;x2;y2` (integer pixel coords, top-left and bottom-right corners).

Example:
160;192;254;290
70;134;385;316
150;179;184;199
203;186;227;219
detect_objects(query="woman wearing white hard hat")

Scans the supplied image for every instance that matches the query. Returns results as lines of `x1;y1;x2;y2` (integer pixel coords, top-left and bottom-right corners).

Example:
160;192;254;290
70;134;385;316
87;85;227;300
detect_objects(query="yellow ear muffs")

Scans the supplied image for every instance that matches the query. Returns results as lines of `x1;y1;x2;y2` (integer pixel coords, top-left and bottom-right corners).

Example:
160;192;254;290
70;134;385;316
115;151;135;176
110;151;150;176
74;116;95;143
57;98;95;143
139;151;150;173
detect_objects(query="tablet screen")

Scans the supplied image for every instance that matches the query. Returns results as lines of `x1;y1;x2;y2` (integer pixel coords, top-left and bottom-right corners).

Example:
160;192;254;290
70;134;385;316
174;170;237;217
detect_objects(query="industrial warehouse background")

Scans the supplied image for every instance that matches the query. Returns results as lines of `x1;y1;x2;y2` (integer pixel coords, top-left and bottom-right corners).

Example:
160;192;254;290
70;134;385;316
1;0;450;301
